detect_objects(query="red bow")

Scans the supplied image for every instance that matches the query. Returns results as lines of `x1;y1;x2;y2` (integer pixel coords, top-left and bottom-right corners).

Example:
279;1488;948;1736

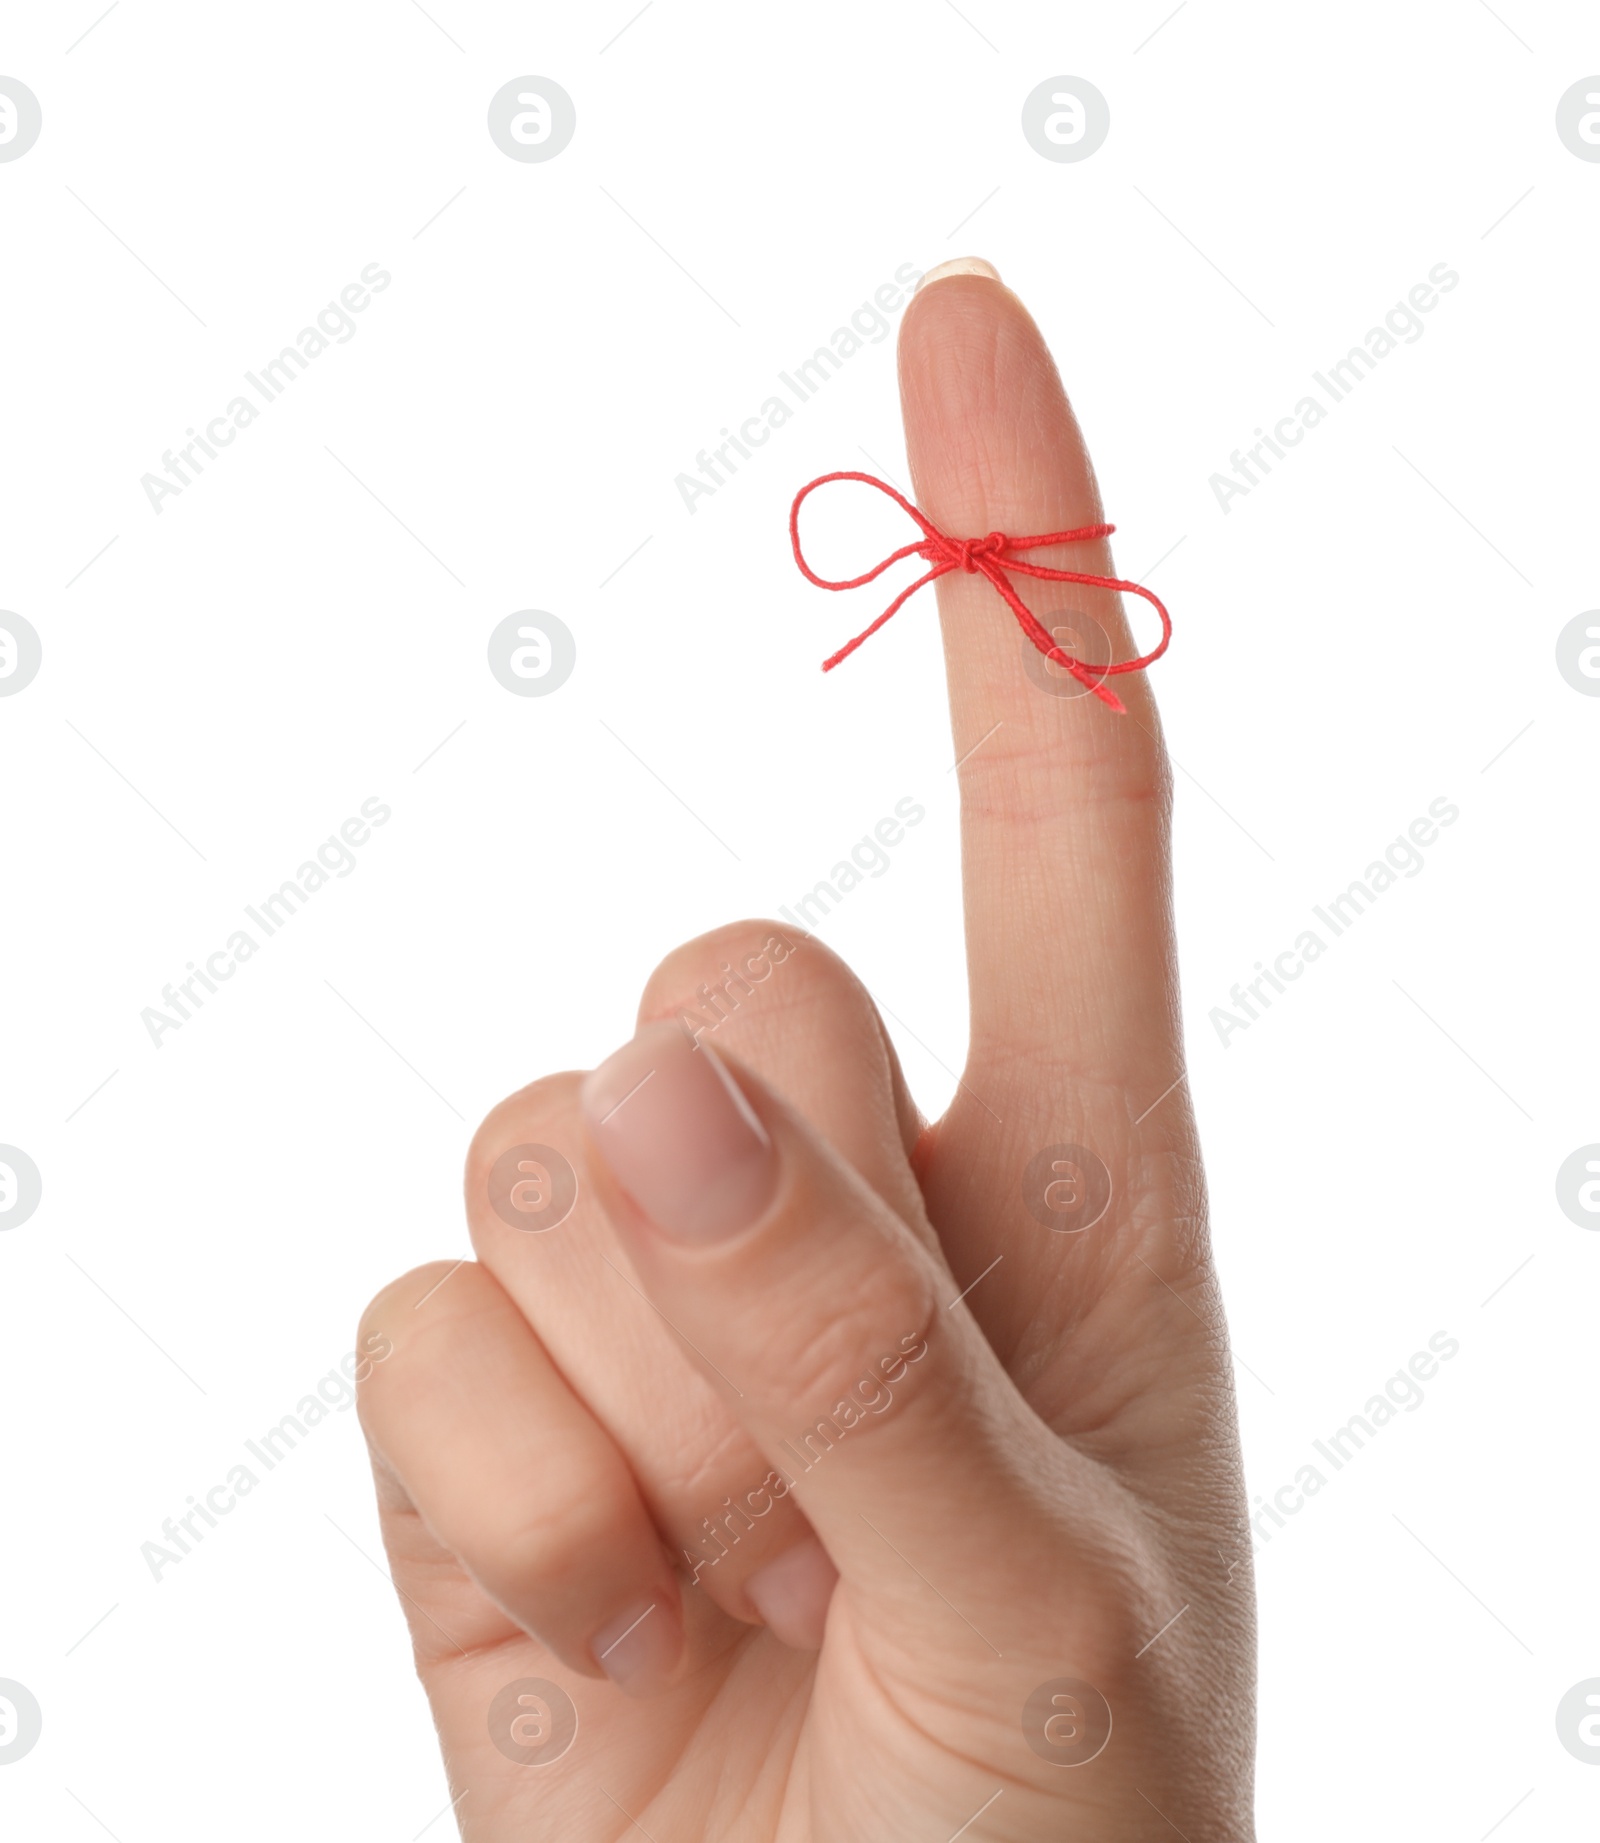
789;471;1171;715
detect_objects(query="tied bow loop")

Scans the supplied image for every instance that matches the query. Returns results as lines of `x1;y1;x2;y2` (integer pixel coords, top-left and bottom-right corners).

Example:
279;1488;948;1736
789;471;1172;715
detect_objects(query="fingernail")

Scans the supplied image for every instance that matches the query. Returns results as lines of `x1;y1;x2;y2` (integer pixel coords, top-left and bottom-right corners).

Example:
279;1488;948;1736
583;1021;777;1245
746;1537;838;1652
915;256;1001;293
591;1597;680;1697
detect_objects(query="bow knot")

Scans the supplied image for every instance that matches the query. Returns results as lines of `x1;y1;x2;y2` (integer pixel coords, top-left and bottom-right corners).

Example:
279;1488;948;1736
788;471;1172;716
944;531;1009;574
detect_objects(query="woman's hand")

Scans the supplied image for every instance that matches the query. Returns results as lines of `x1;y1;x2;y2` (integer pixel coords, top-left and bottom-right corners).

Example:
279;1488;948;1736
356;259;1255;1841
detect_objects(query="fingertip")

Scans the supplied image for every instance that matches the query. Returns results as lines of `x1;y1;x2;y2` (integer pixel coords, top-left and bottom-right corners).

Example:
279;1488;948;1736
914;255;1003;292
591;1589;685;1698
899;266;1093;540
745;1536;838;1652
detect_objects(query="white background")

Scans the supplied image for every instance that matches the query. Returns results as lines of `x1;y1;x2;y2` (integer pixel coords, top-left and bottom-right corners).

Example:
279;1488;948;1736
1;1;1596;1836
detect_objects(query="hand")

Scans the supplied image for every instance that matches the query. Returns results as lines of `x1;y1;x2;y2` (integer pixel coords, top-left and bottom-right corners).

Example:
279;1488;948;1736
356;258;1255;1841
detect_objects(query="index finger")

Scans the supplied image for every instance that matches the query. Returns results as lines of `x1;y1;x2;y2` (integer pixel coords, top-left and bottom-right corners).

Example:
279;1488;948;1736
896;260;1179;1099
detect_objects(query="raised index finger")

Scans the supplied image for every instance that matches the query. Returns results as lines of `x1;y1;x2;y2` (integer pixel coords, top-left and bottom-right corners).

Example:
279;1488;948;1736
896;260;1179;1099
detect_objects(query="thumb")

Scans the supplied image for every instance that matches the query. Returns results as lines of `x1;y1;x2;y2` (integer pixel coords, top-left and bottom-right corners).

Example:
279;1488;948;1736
579;1019;1110;1656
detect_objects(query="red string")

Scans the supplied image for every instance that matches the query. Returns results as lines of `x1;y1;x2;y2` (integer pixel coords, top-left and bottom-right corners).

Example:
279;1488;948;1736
789;470;1171;716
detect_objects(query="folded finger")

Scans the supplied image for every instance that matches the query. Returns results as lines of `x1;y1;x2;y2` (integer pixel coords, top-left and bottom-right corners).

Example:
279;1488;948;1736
356;1259;685;1695
463;1073;841;1648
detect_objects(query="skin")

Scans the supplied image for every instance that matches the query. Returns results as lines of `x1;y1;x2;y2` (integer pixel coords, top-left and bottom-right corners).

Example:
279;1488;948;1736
356;262;1256;1840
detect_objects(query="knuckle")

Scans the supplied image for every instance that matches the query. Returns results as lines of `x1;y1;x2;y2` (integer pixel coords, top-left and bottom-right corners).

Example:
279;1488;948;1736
639;918;811;1018
354;1262;493;1432
465;1071;585;1213
639;918;878;1049
356;1261;459;1363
